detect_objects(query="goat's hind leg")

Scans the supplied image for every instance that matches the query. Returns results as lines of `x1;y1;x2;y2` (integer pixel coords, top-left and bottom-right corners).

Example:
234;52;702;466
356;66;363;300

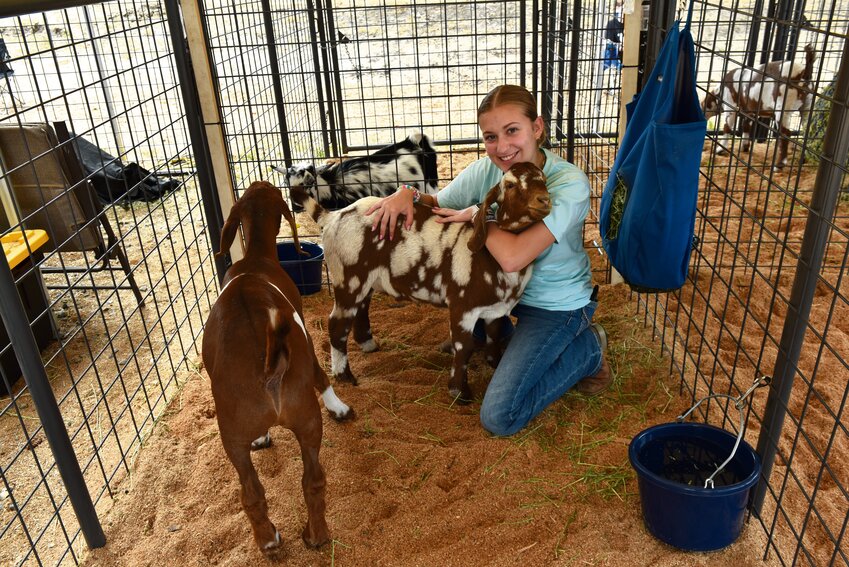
221;437;281;554
353;290;379;353
312;354;355;421
447;317;477;404
482;317;508;369
291;411;330;548
328;295;358;384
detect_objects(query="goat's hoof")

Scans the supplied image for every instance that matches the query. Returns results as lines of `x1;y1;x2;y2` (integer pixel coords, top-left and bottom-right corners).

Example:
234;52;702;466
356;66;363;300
358;337;379;353
250;432;272;451
260;530;283;556
333;370;358;385
448;387;473;405
302;524;330;548
329;406;356;422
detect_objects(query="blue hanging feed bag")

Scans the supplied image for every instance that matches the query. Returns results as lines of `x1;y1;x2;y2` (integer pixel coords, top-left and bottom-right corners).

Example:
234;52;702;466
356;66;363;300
599;3;706;292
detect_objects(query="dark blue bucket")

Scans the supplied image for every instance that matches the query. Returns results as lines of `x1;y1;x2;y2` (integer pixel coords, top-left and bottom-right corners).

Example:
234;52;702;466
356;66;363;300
276;241;324;296
629;422;761;551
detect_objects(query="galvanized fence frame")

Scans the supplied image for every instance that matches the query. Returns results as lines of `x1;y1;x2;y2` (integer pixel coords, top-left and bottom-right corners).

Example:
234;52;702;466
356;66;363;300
0;0;222;564
0;0;847;565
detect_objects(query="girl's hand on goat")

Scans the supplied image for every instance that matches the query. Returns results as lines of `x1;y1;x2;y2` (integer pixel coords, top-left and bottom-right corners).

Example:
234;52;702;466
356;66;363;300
366;190;414;241
433;205;478;224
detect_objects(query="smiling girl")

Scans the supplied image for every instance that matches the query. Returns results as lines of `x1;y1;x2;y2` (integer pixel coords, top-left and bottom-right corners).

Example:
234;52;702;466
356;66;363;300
367;84;610;436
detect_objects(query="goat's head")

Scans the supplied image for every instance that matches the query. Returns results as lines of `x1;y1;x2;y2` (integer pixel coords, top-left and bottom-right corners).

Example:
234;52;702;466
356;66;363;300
286;163;317;188
217;180;303;259
468;162;550;252
701;88;722;120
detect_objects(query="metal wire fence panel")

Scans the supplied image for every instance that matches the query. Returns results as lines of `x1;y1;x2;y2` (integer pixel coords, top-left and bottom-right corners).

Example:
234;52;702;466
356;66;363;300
202;0;331;192
326;0;535;151
0;2;216;565
631;1;849;564
1;0;847;565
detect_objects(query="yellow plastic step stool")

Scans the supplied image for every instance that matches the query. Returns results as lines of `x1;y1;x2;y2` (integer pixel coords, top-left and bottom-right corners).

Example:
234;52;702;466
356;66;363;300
2;229;48;269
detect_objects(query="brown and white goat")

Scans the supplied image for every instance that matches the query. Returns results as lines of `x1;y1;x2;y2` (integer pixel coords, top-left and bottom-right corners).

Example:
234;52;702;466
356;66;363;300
290;162;551;403
201;181;353;555
702;44;815;169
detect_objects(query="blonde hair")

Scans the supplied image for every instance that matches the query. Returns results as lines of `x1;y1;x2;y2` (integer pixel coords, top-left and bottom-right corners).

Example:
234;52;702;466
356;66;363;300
477;85;547;147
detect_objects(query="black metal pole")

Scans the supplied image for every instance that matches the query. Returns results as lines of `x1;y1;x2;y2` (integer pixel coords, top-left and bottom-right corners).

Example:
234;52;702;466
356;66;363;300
0;256;105;548
566;0;580;162
312;0;337;157
260;0;293;168
0;0;101;18
753;35;849;515
553;0;567;143
164;0;229;284
519;0;527;88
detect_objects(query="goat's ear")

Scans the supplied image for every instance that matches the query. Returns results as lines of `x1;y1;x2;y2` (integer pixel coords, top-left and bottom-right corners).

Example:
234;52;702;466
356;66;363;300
467;182;500;252
280;198;308;257
216;202;241;258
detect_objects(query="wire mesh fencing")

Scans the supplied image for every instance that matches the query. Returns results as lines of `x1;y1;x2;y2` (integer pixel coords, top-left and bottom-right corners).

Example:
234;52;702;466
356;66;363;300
637;1;849;564
0;2;217;565
201;0;848;565
0;0;847;565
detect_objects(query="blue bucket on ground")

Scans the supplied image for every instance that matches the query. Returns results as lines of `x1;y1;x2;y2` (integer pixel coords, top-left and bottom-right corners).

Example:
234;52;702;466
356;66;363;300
629;421;761;551
276;241;324;296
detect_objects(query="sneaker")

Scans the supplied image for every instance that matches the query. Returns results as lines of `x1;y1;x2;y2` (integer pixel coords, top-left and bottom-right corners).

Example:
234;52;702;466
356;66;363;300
575;323;612;396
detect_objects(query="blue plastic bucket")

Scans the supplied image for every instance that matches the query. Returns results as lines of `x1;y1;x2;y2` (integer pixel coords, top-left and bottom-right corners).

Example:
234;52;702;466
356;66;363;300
628;422;761;551
276;241;324;296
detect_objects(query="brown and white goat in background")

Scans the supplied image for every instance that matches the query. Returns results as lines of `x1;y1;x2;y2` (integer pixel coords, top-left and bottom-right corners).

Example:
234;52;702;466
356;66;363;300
202;181;353;555
702;44;815;169
290;162;551;403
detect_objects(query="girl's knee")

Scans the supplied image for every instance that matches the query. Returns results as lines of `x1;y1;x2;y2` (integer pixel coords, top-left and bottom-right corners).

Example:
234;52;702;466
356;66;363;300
480;402;520;437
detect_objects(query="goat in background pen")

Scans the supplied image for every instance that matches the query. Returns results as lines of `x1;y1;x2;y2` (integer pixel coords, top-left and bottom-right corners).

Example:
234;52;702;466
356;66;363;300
201;181;354;555
702;44;816;169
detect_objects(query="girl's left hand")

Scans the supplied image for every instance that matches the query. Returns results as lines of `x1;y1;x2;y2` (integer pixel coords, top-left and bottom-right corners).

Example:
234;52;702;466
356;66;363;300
433;205;478;224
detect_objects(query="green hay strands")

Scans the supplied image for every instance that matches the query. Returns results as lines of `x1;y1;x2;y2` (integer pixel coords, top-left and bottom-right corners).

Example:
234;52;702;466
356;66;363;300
606;174;628;241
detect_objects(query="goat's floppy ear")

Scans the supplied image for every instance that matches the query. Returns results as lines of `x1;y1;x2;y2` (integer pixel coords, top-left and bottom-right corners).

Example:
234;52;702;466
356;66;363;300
467;181;501;252
280;197;308;257
216;201;241;258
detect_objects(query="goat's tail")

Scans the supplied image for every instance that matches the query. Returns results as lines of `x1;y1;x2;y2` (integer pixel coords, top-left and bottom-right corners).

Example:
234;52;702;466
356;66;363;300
802;44;816;83
263;310;291;416
289;184;329;227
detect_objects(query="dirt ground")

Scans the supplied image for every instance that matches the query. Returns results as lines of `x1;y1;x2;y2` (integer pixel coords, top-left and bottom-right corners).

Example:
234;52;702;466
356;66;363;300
81;282;779;567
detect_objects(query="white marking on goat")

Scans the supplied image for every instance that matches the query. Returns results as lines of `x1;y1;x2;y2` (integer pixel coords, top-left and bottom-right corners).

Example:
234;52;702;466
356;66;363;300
330;218;366;267
359;338;379;352
391;230;426;275
321;385;351;418
453;342;463;352
331;347;348;376
483;272;492;285
348;275;361;294
263;531;281;550
221;273;307;340
451;236;473;286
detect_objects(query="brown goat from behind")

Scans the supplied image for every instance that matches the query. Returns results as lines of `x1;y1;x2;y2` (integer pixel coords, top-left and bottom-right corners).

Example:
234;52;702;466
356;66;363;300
201;181;353;556
291;162;551;403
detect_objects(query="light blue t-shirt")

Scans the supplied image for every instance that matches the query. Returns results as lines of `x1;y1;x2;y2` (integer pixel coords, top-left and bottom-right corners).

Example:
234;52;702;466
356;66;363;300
436;149;593;311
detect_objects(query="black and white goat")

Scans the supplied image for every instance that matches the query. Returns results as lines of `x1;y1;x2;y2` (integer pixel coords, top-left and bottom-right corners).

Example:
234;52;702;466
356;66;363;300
279;131;438;210
702;44;816;169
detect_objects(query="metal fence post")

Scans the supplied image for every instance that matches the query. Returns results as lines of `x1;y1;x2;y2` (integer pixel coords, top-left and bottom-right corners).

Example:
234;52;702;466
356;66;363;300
164;0;230;283
753;34;849;515
0;256;105;549
260;0;294;169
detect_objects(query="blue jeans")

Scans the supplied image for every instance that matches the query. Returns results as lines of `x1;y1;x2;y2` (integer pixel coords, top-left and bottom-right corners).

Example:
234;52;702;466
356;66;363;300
479;301;602;436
